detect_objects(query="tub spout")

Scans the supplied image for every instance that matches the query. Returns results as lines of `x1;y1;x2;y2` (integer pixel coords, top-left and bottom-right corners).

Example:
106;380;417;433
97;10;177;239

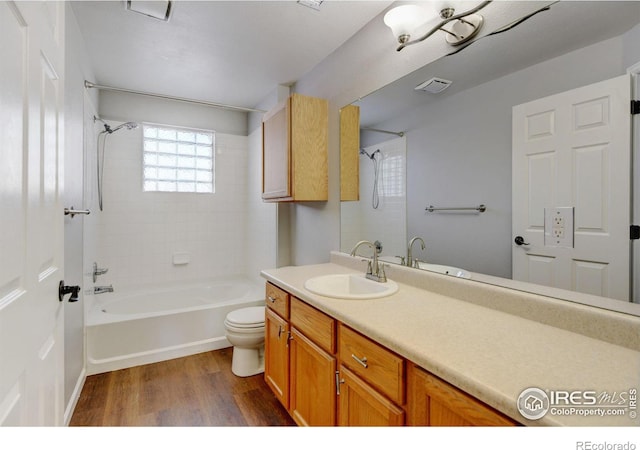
94;285;114;295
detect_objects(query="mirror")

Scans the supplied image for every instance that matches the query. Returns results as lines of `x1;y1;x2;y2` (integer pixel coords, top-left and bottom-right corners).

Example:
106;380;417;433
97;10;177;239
340;1;640;315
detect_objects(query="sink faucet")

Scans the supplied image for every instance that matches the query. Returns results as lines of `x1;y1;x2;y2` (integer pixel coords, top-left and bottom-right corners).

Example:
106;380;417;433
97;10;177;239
94;285;114;295
350;240;387;282
407;237;426;268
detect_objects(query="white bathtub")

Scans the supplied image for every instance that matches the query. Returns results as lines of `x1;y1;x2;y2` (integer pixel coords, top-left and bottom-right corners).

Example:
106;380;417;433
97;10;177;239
86;277;265;375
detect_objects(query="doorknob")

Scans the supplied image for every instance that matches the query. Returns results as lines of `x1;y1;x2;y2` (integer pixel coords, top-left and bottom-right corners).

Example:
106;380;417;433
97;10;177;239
514;236;530;246
59;281;80;302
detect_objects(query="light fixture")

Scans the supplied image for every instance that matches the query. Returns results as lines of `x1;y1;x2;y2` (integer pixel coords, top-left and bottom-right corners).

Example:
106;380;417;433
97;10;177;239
384;1;492;51
125;1;173;22
383;5;434;45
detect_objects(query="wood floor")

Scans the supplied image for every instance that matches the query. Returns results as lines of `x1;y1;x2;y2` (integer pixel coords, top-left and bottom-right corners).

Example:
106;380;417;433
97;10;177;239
70;348;295;426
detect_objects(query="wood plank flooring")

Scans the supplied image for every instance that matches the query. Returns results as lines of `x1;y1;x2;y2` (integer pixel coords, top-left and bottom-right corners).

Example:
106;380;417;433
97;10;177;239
70;348;295;426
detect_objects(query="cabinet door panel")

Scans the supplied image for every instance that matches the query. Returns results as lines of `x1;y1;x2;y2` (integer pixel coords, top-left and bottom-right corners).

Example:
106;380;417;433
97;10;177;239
262;99;290;199
265;308;290;409
290;328;336;426
407;364;517;426
338;366;404;426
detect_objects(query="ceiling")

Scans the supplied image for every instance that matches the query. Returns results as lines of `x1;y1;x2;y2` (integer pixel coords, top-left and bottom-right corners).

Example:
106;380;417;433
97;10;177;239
357;1;640;127
71;0;392;110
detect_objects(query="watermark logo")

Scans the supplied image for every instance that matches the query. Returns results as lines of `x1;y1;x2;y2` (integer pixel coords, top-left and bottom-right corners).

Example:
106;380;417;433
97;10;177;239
517;387;637;421
517;387;550;420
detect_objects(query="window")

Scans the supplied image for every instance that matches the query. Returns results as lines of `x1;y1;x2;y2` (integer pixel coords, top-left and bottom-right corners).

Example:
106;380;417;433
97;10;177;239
142;124;214;193
382;154;405;198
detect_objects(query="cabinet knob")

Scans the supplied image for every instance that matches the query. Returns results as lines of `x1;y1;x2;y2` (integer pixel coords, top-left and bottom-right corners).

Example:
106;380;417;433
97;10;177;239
268;296;276;303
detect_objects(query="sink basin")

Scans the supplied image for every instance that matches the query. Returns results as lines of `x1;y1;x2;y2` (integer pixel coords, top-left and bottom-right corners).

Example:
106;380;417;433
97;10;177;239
304;274;398;300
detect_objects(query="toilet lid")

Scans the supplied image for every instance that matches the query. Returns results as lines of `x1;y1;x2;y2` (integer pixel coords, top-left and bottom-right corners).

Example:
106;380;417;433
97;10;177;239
226;306;265;327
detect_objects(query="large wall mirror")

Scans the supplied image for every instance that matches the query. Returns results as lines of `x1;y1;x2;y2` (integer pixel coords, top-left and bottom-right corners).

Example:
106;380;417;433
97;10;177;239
340;1;640;316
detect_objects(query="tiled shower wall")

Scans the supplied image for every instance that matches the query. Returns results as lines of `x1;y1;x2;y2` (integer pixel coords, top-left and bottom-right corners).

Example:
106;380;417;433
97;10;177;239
89;121;249;290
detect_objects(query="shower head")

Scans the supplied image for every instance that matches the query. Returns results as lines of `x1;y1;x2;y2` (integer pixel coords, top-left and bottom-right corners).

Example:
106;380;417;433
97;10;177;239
360;148;381;160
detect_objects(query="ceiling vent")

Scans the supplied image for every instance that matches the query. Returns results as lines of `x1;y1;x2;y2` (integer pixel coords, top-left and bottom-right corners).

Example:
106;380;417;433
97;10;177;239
125;1;173;22
414;78;452;94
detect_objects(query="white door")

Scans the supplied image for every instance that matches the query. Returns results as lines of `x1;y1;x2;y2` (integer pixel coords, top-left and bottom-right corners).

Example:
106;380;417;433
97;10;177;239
0;2;65;425
512;74;631;301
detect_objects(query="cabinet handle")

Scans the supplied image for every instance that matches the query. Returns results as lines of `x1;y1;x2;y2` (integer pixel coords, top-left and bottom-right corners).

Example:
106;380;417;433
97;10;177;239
335;371;345;395
351;354;368;368
278;325;284;339
268;296;276;303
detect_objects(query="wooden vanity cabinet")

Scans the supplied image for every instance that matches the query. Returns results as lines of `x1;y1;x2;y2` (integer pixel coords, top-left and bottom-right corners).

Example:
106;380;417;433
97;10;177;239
262;93;328;202
337;324;405;426
289;296;337;426
265;306;290;409
264;283;337;426
264;282;518;427
407;364;518;426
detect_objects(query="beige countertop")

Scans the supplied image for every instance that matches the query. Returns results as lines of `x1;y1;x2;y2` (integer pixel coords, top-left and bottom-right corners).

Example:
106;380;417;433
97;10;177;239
261;256;640;427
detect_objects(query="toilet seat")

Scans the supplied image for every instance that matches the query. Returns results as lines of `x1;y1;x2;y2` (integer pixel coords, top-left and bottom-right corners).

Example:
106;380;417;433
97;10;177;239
225;306;265;329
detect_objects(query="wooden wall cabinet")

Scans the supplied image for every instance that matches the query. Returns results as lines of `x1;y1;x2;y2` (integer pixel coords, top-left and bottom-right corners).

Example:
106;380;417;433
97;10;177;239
340;104;360;201
262;94;328;202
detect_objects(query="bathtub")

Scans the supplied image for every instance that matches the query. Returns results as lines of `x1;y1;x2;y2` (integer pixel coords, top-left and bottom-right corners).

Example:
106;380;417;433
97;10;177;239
86;277;265;375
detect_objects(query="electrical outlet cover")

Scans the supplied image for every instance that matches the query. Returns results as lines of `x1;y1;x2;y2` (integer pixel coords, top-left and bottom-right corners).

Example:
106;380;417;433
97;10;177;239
544;207;574;248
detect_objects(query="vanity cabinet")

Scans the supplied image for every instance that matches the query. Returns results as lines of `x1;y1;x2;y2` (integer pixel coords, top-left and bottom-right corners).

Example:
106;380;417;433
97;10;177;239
264;282;517;427
262;93;328;202
337;324;405;426
407;364;517;426
265;307;290;408
264;283;337;426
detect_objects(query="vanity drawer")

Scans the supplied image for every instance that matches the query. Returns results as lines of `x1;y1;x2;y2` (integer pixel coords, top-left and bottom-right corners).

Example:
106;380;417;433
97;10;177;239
266;282;289;319
338;324;405;405
290;296;336;353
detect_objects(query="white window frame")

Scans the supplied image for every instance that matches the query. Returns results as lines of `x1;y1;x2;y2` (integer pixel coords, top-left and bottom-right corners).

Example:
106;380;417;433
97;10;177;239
142;123;215;193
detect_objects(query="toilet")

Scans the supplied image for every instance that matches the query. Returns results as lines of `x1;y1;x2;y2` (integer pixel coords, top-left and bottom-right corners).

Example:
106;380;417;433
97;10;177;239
224;306;266;377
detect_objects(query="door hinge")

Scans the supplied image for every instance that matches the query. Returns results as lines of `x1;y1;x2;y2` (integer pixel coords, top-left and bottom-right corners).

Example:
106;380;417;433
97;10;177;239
632;100;640;115
631;225;640;240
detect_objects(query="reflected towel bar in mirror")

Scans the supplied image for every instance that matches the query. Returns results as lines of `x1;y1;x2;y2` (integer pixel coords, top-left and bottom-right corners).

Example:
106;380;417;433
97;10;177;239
426;204;486;213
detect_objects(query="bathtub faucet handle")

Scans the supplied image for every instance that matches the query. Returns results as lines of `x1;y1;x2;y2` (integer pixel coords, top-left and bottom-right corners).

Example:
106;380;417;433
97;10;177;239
93;262;109;282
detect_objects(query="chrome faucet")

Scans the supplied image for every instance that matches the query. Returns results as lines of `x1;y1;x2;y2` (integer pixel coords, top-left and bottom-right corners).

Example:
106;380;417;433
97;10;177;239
94;285;114;295
350;240;387;282
407;237;426;268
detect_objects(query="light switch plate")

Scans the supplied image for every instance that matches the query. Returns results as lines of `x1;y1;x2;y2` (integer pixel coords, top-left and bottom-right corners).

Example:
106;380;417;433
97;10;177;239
544;207;574;248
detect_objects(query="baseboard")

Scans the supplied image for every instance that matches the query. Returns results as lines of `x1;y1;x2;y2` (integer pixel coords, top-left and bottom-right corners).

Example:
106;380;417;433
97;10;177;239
64;367;86;426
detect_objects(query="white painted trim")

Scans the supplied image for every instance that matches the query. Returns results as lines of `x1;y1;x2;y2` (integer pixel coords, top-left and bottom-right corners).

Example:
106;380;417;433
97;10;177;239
63;368;86;426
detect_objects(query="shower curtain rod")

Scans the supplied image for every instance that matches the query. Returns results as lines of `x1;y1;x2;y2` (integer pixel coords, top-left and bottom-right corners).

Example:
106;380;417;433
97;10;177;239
84;81;267;114
361;127;405;137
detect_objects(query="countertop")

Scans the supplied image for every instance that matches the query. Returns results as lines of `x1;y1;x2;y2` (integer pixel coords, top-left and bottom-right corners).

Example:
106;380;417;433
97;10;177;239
261;256;640;427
